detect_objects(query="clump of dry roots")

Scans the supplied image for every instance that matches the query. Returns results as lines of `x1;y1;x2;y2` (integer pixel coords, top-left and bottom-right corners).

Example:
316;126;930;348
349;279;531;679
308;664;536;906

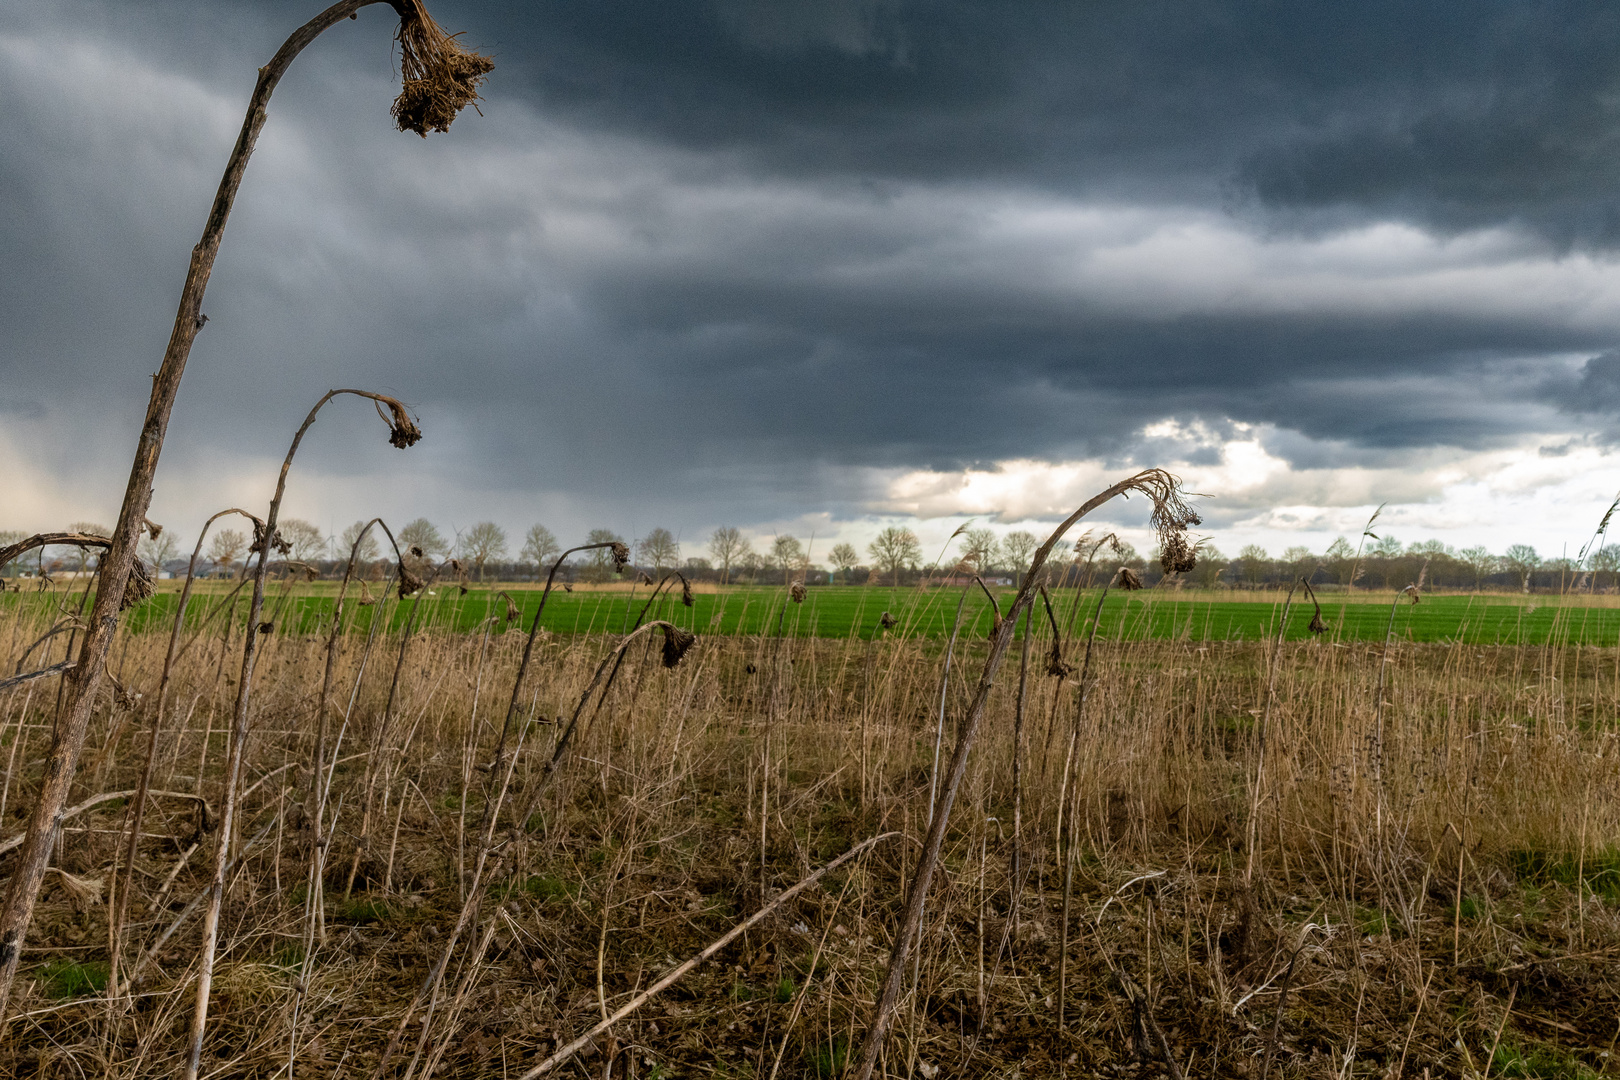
392;0;495;137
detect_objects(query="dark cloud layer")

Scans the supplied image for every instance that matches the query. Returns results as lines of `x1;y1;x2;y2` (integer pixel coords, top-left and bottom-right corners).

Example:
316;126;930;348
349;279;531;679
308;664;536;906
3;0;1619;534
478;0;1620;244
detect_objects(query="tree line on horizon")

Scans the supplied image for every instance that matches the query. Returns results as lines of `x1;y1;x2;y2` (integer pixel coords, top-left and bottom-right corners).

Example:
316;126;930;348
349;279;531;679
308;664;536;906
3;519;1612;594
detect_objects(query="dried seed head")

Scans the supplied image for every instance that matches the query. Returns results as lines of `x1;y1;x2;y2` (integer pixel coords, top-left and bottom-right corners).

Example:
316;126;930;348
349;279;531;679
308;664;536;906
1159;532;1197;575
745;661;758;674
990;611;1004;639
373;396;423;448
410;545;425;559
1046;642;1072;679
790;581;807;604
1403;584;1421;605
879;611;898;630
391;0;495;138
680;576;695;608
398;563;424;599
611;542;631;573
358;580;377;606
459;584;469;596
503;594;521;623
1308;611;1329;635
638;571;654;586
1126;469;1202;578
449;558;462;573
661;625;697;668
122;558;155;609
247;515;286;557
1118;567;1144;591
258;621;274;635
563;583;574;593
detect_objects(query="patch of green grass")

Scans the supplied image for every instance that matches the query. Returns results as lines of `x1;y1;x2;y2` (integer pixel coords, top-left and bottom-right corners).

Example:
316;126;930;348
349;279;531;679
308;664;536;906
102;582;1620;644
1353;905;1392;937
519;874;575;902
772;975;797;1003
728;981;754;1002
270;942;305;971
1492;1039;1600;1079
806;1036;849;1078
333;896;393;923
38;958;108;998
489;874;575;902
1509;847;1620;902
1448;894;1482;921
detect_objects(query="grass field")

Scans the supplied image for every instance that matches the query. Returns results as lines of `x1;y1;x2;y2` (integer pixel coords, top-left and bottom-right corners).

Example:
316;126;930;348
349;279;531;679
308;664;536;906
5;600;1619;1077
4;563;1620;1077
18;580;1620;645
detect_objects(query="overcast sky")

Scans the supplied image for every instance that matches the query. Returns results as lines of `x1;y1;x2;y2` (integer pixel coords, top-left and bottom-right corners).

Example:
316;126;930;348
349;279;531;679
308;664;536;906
6;0;1620;564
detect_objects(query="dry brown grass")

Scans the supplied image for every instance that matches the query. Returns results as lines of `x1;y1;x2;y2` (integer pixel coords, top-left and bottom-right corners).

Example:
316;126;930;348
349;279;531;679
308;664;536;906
1;584;1618;1077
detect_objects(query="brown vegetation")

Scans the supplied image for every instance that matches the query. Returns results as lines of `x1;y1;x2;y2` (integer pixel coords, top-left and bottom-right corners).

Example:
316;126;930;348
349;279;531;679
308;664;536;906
1;556;1616;1076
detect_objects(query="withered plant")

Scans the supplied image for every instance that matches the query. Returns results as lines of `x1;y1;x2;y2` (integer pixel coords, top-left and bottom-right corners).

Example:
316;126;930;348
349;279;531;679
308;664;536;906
186;390;422;1078
850;468;1201;1079
0;0;489;1016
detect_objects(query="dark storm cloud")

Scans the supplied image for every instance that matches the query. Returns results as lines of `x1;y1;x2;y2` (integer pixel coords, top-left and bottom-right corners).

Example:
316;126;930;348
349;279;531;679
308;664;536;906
3;0;1620;533
478;0;1620;244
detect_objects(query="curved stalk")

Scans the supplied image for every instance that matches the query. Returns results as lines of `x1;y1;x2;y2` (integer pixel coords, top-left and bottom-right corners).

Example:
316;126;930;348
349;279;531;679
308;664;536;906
493;541;627;771
851;469;1198;1080
1055;566;1121;1032
187;389;420;1079
0;0;488;1018
107;506;261;1000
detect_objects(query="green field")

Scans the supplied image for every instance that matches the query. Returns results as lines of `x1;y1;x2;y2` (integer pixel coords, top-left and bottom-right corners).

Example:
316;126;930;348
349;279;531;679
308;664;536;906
14;583;1620;645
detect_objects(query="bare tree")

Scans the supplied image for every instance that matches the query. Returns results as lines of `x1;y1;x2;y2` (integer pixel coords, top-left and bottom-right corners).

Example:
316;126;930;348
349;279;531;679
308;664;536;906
958;527;1000;572
1503;544;1540;593
582;528;627;582
708;526;749;584
771;535;805;582
1324;536;1357;585
1594;544;1620;592
867;527;921;586
637;527;680;574
1281;545;1316;582
398;518;450;572
1001;530;1038;586
278;518;327;563
139;529;180;574
209;530;247;578
828;541;860;583
340;520;381;567
1238;543;1269;584
521;524;560;579
460;521;508;581
1459;545;1497;591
